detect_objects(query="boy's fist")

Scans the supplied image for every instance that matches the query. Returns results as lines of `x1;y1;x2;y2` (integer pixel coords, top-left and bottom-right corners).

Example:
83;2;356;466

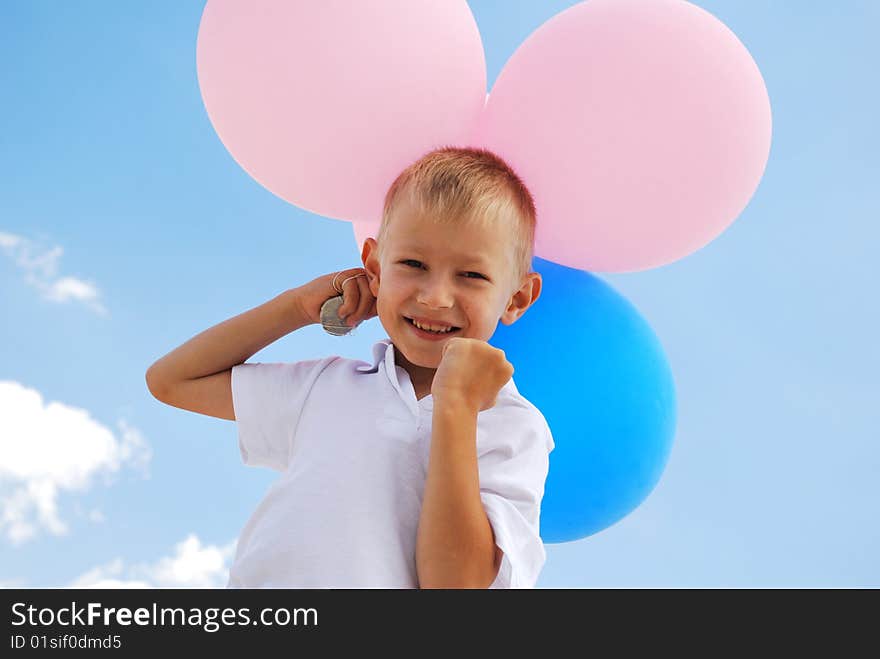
431;337;513;412
295;268;378;327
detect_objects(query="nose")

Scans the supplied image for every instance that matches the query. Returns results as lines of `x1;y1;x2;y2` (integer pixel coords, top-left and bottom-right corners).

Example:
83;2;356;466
416;276;454;309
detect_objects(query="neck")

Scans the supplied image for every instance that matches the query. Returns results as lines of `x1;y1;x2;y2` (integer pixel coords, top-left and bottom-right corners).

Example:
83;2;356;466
393;345;436;393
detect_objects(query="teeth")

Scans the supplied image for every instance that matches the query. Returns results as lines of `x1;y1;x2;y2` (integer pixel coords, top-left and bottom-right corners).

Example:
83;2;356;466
411;319;453;333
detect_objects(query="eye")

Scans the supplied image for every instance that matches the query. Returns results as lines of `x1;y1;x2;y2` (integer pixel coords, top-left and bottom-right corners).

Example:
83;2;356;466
400;260;487;280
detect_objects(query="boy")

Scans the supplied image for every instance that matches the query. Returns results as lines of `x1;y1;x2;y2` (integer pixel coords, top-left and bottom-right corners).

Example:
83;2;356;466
146;147;554;588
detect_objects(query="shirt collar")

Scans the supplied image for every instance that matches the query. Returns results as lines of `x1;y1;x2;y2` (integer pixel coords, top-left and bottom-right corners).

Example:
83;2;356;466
355;339;392;375
356;338;425;416
356;338;519;415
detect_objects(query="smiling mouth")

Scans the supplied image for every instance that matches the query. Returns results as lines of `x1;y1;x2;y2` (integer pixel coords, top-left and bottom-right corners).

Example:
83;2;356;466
403;317;461;334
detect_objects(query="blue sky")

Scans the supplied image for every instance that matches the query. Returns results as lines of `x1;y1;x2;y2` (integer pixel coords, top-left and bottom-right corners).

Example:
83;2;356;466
1;0;877;588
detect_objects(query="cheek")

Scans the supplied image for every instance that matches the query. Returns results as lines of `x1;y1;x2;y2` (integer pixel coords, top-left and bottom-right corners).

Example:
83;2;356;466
472;298;506;328
376;277;407;304
374;288;401;320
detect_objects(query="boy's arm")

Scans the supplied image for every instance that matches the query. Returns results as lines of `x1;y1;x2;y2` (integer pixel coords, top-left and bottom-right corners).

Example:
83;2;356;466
415;399;503;589
145;288;312;420
146;267;373;421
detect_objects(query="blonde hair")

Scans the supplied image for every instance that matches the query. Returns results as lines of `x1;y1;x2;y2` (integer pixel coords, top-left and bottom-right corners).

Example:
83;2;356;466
377;146;536;288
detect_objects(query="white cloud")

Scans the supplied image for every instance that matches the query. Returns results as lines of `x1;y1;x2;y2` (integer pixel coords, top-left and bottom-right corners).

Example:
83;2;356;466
67;534;238;589
66;559;153;589
0;232;22;249
0;380;151;545
45;276;103;308
0;231;107;315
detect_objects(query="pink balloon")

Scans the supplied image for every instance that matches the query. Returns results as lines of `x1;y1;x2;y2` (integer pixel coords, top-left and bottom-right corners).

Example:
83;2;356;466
196;0;486;223
352;217;380;260
471;0;772;272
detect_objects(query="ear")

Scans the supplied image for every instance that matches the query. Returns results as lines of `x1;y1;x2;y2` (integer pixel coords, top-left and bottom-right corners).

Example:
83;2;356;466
361;237;381;297
500;272;542;325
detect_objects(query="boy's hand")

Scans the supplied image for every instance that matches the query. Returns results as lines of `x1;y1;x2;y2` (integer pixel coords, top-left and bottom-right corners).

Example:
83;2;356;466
295;268;378;326
431;337;513;413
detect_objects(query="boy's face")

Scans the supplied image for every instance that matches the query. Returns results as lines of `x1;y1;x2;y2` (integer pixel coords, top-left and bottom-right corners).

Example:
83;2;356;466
362;197;541;372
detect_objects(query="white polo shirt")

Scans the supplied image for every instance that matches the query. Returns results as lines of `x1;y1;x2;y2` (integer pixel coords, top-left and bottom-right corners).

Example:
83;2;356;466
227;338;554;588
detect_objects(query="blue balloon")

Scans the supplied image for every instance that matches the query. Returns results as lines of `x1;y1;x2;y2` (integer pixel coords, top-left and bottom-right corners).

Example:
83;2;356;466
490;258;676;543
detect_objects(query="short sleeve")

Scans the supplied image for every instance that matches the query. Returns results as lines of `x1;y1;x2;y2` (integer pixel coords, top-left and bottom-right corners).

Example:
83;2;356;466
478;408;554;589
231;357;336;472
